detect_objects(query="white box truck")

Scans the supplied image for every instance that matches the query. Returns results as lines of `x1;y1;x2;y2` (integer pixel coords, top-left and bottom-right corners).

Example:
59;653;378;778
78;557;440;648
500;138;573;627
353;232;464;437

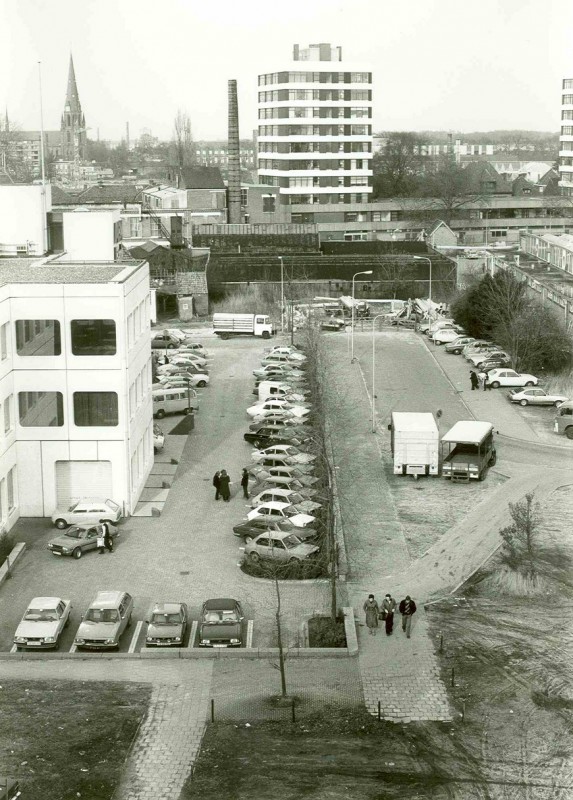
388;412;439;476
213;313;274;339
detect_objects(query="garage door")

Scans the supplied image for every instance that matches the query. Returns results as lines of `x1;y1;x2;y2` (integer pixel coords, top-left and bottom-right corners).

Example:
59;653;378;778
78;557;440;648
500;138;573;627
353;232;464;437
55;461;113;507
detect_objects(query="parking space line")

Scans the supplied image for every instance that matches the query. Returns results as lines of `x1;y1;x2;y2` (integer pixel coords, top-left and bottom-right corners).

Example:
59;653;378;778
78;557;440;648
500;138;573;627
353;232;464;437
128;621;143;653
9;644;17;654
246;619;254;648
188;620;197;648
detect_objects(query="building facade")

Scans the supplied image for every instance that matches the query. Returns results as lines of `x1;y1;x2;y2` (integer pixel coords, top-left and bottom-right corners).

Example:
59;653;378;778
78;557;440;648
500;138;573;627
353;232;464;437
559;78;573;196
257;42;373;213
0;184;52;256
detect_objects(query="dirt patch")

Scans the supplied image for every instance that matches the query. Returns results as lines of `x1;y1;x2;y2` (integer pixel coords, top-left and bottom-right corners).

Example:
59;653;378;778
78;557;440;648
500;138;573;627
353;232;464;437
307;614;346;647
0;680;150;799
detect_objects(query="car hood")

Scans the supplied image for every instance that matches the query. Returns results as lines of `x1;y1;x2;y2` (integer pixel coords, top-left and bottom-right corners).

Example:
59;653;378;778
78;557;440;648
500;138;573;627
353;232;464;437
292;501;321;514
290;543;319;556
200;622;241;640
16;620;60;637
76;620;120;639
48;534;84;548
289;513;315;527
147;623;183;638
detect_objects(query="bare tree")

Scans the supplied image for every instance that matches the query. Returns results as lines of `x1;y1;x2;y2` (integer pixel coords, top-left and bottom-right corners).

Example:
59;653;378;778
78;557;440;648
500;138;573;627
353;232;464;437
372;131;429;198
172;109;194;170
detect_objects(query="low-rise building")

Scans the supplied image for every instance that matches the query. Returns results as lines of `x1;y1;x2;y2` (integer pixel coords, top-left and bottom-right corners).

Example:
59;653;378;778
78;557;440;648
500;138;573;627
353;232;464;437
0;184;52;256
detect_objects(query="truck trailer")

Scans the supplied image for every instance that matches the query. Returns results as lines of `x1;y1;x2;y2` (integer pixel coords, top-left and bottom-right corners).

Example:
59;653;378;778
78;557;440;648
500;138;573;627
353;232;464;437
441;421;496;481
213;313;274;339
388;412;439;476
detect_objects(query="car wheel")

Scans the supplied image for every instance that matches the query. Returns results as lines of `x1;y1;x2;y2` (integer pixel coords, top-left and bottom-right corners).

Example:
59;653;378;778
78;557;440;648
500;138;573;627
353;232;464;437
197;380;207;388
519;399;528;407
565;427;573;439
489;452;497;466
73;547;82;559
55;518;68;530
183;406;191;415
525;381;535;387
156;409;166;419
491;381;500;388
554;400;563;407
249;552;261;562
168;343;176;349
262;331;271;339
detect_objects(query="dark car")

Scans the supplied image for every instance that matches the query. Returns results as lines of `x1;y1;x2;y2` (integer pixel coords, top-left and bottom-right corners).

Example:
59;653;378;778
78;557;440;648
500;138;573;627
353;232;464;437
232;517;319;543
145;602;188;647
243;428;313;448
47;523;119;559
475;354;511;370
320;319;345;331
199;598;244;648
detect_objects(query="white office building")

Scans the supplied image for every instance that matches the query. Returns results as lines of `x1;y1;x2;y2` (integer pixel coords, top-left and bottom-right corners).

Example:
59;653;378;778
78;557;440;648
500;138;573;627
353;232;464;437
0;256;153;529
257;42;373;215
559;78;573;196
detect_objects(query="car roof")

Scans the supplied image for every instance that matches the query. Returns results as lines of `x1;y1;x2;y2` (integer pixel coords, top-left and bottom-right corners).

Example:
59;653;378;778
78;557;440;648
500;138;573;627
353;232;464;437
152;602;183;613
90;590;126;608
29;596;65;606
256;501;290;510
203;598;239;610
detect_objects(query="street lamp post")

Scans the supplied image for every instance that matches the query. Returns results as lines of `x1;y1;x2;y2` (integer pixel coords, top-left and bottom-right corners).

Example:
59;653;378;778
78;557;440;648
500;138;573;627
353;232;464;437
413;256;432;301
278;256;284;333
371;314;386;433
351;270;373;361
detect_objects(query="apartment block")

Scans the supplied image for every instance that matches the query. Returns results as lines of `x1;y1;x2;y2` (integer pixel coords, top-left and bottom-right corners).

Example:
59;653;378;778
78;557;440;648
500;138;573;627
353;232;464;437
559;78;573;196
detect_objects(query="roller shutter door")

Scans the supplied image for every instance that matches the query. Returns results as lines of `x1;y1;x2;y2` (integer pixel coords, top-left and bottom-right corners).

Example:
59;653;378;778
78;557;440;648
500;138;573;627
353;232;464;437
55;461;113;507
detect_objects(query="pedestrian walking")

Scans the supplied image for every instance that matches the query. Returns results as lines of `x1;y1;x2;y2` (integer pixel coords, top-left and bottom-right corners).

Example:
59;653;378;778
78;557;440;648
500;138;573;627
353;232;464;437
103;523;113;553
380;593;397;636
363;594;380;636
219;470;231;502
213;471;221;501
470;370;479;391
96;529;105;555
478;370;487;391
398;595;417;639
240;468;249;499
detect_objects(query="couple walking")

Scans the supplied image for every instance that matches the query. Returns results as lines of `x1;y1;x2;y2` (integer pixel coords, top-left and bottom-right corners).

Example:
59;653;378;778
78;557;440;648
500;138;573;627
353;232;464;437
363;593;417;638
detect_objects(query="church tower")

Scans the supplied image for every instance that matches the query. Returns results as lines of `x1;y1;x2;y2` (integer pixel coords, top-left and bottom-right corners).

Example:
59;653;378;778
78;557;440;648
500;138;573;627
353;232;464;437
61;54;86;161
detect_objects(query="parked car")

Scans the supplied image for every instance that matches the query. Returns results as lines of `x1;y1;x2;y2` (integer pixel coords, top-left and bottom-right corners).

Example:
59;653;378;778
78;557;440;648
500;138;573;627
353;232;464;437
445;337;476;354
160;328;189;343
251;479;318;500
253;364;305;380
246;501;316;528
251;412;310;427
486;369;538;388
232;517;318;543
199;598;244;647
508;388;568;407
151;333;180;350
14;596;72;651
47;523;119;559
264;345;306;360
250;466;320;487
249;418;312;433
74;591;134;650
464;343;501;359
145;602;188;647
418;318;454;334
320;318;346;331
467;350;510;368
243;429;313;448
473;354;512;370
51;498;122;529
432;328;467;345
153;423;165;453
246;399;310;418
461;340;493;355
175;342;208;356
155;373;209;389
251;445;316;463
244;531;319;563
169;354;208;368
157;362;206;377
261;355;306;368
152;387;198;418
248;458;315;474
249;488;321;514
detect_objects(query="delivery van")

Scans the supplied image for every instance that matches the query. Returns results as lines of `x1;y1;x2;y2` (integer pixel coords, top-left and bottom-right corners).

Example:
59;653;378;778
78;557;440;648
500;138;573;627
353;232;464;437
152;388;198;419
554;400;573;439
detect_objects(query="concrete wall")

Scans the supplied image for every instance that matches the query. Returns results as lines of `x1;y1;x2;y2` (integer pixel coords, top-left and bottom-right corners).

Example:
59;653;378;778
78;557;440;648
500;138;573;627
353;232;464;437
0;185;52;255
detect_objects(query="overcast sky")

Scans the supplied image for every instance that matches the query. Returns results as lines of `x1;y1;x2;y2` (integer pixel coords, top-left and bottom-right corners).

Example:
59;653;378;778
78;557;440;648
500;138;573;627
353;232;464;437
1;0;571;143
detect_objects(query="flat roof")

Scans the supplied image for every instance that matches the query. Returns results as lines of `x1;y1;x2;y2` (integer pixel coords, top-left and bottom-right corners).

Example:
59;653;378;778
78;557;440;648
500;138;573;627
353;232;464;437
0;258;145;285
392;412;438;431
442;421;493;444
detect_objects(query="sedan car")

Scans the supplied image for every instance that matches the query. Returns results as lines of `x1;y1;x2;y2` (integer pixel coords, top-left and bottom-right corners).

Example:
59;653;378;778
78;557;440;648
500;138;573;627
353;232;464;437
508;388;568;407
432;328;468;345
320;318;346;331
145;602;188;647
47;522;119;559
264;346;306;360
250;412;310;427
232;517;318;543
199;598;243;647
14;596;72;651
473;354;512;370
244;531;319;563
175;342;208;356
486;369;538;388
246;501;316;528
151;333;180;349
464;343;501;359
468;350;510;368
445;337;476;354
253;364;305;380
250;466;320;487
74;591;133;650
243;429;313;448
51;498;121;529
157;362;206;377
169;354;208;368
249;488;321;514
155;373;209;389
246;400;310;418
251;445;316;463
461;340;493;355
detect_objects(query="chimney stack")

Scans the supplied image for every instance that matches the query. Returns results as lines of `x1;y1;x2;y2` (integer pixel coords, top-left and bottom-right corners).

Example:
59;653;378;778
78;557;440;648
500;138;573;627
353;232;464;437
227;79;242;224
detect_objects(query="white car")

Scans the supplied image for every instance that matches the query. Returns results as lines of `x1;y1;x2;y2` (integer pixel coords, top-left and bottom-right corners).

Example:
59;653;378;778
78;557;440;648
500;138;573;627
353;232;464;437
14;596;72;651
251;445;316;463
467;350;510;367
264;347;306;361
432;329;467;345
247;400;310;418
170;353;208;367
155;373;209;389
486;369;538;388
246;501;316;528
508;388;568;407
249;488;321;514
251;411;310;426
51;498;122;529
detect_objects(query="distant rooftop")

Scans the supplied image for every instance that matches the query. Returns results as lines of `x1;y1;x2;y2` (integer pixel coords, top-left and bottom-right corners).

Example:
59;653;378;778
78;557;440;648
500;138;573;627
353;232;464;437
0;257;145;286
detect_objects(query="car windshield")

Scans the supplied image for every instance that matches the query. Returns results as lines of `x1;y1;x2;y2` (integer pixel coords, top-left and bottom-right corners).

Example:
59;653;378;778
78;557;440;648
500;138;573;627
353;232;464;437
85;608;119;623
25;608;58;621
283;534;303;548
203;610;239;624
151;612;182;625
65;527;88;539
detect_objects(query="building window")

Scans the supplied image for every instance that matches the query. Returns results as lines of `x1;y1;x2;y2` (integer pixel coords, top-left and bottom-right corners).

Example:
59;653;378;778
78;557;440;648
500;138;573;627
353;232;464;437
490;229;508;238
73;392;119;426
4;395;12;434
71;320;116;356
262;195;276;213
15;320;61;356
0;323;7;360
240;188;248;207
563;95;573;105
18;392;64;427
7;467;15;511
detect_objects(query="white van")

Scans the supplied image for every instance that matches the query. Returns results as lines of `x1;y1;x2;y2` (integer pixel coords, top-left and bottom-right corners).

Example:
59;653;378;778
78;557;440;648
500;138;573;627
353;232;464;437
258;381;295;402
152;388;198;418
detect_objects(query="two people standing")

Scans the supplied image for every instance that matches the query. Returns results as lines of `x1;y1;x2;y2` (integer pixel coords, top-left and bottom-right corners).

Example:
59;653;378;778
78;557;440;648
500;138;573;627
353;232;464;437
212;469;231;502
363;593;417;638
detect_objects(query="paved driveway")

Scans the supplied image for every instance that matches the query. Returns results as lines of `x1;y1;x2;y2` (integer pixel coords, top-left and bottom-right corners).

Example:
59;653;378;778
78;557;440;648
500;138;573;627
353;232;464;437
0;336;331;652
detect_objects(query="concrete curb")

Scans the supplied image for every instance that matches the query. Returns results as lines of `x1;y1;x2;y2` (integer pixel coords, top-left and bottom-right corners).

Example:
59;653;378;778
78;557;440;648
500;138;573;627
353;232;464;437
0;542;26;590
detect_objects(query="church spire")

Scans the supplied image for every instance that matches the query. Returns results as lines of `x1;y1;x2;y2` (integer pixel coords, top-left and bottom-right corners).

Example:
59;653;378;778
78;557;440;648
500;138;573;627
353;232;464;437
65;53;82;115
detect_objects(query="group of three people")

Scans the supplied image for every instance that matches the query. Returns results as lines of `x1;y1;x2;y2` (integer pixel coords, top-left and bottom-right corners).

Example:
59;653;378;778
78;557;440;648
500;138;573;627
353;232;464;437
363;593;417;638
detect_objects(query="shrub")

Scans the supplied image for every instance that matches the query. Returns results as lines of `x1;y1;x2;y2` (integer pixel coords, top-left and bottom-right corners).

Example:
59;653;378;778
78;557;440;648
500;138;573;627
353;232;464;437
307;614;347;648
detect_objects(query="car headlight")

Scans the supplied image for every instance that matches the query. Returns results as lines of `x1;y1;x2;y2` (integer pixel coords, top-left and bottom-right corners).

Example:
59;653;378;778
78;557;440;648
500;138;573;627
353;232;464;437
74;638;85;645
43;636;56;643
230;638;240;644
201;639;210;644
14;636;26;644
174;637;181;642
61;548;71;553
105;638;116;644
146;636;154;642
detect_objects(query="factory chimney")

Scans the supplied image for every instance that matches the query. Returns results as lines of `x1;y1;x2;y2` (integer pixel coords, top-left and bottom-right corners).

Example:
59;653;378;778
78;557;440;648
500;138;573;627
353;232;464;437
227;79;242;224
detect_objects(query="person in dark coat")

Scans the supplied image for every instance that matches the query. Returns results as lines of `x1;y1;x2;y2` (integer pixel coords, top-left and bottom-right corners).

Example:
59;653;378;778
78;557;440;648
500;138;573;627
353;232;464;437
213;471;221;501
219;470;231;502
363;594;380;635
103;523;114;553
470;370;479;391
398;595;417;638
381;593;397;636
240;468;249;499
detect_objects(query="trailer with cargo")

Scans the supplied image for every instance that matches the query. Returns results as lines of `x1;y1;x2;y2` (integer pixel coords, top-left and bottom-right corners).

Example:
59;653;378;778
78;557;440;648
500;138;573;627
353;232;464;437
388;412;439;477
